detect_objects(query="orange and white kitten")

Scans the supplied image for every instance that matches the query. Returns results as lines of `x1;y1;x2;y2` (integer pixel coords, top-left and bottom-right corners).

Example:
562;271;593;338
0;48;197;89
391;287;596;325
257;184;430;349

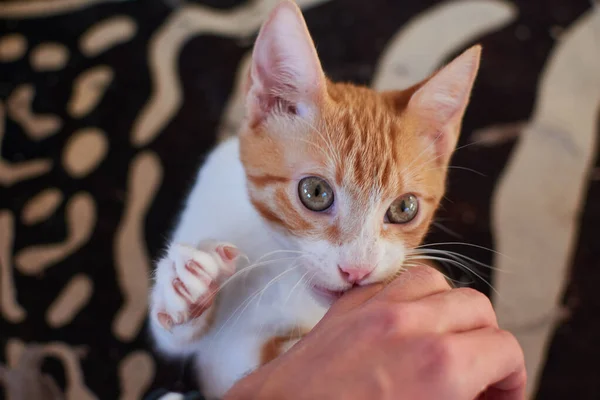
149;1;481;398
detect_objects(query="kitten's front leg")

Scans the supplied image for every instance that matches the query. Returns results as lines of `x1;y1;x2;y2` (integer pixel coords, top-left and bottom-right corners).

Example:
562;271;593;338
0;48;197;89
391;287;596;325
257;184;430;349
150;240;241;355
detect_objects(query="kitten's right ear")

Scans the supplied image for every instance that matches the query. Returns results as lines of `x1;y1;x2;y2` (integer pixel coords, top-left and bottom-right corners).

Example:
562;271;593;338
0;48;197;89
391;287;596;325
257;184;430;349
246;1;326;125
406;46;481;166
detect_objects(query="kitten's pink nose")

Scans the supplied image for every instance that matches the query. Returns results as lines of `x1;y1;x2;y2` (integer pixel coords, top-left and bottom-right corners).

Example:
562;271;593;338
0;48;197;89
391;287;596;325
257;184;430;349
338;265;373;283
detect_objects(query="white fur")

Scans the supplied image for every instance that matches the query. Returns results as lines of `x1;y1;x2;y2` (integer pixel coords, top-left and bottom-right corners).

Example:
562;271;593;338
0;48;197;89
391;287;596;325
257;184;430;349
149;138;328;398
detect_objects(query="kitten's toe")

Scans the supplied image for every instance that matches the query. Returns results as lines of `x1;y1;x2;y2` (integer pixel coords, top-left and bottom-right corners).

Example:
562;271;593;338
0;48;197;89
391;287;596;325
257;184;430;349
188;291;215;319
215;245;241;275
193;241;244;278
184;259;213;287
172;277;195;304
157;311;173;331
170;245;218;297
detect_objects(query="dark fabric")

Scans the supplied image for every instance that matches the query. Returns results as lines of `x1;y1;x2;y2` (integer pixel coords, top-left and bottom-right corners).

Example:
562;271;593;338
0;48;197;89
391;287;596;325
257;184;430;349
0;0;598;399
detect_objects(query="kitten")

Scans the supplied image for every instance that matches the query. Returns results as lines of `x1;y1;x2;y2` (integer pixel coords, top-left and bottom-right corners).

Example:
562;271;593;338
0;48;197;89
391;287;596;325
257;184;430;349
149;1;481;397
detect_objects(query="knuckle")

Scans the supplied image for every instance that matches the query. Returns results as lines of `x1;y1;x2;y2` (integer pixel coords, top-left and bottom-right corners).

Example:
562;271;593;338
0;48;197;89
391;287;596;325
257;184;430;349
414;265;450;290
371;304;415;335
455;287;497;325
424;336;455;368
498;329;523;357
454;286;480;298
455;287;490;307
416;336;457;392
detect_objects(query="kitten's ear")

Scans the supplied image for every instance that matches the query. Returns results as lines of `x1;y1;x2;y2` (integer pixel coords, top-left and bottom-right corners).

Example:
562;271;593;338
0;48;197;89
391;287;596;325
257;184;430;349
408;45;481;165
246;1;326;124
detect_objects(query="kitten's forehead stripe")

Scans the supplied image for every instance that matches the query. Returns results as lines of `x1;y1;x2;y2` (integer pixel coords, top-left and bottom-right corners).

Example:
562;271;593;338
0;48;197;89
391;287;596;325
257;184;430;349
324;82;404;197
247;174;290;187
275;187;311;231
325;223;342;245
250;198;285;226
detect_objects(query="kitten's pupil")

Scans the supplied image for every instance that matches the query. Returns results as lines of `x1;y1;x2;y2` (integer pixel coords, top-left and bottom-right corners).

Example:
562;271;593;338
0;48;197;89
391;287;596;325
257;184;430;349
400;199;409;212
298;177;334;212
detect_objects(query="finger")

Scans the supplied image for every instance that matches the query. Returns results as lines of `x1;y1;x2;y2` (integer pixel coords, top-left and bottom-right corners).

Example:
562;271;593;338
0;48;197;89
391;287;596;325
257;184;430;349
445;328;526;400
480;370;527;400
376;264;451;303
329;283;383;314
392;288;498;335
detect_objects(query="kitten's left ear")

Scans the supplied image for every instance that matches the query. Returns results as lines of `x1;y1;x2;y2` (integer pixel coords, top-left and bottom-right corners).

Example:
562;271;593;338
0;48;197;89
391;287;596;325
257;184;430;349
408;45;481;165
246;1;326;125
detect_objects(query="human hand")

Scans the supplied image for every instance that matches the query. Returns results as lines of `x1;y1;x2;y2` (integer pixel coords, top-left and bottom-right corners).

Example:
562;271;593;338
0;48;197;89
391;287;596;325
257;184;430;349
224;265;526;400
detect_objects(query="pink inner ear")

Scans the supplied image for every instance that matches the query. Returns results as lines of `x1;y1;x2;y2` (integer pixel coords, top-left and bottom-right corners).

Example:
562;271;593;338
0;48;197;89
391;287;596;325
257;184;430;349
408;46;481;163
415;46;479;120
247;2;325;122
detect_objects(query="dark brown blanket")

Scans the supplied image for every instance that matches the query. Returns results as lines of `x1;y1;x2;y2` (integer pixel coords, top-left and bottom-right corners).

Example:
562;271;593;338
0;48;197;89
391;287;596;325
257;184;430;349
0;0;599;399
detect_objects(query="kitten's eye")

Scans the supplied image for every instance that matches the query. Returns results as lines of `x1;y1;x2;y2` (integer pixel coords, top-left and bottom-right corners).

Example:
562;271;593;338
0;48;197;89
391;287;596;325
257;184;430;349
386;194;419;224
298;177;334;212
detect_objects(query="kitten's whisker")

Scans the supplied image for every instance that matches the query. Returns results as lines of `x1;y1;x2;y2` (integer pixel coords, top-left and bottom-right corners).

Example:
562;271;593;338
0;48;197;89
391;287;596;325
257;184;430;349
210;250;313;306
405;255;501;297
456;138;496;152
294;137;331;160
284;270;312;305
295;118;340;166
256;255;309;309
257;258;308;339
384;266;407;285
253;249;309;264
305;270;319;290
202;253;310;309
407;249;511;273
399;262;466;286
430;222;462;239
400;262;466;286
402;139;484;184
206;256;301;302
413;242;518;263
294;270;319;348
400;131;442;177
216;265;302;337
422;165;487;177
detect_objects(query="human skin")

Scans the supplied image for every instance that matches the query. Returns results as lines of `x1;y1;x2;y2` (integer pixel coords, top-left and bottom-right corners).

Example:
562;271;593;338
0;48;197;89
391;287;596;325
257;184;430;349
224;265;526;400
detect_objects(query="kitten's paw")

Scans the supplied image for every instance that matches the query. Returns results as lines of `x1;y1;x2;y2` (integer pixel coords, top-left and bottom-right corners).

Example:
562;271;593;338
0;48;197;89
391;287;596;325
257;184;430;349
151;241;242;331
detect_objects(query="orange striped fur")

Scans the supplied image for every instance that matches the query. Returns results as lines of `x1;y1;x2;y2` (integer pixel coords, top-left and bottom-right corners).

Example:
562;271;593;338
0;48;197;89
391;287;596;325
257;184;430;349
242;79;449;249
239;0;480;287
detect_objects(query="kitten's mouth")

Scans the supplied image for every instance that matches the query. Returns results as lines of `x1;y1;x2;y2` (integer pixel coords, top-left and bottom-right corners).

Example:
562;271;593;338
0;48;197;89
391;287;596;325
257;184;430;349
310;284;350;304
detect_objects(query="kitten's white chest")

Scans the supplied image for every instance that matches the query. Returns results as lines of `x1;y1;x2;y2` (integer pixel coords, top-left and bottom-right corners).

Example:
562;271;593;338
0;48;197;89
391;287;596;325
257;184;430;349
171;138;267;257
164;137;326;397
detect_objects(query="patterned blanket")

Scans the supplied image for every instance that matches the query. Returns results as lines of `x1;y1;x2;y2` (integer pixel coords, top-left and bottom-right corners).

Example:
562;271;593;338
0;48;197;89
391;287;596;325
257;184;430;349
1;0;599;399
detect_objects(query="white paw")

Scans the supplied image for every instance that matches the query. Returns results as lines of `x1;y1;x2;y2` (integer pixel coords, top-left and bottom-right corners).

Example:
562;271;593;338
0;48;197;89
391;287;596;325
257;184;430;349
151;241;241;331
